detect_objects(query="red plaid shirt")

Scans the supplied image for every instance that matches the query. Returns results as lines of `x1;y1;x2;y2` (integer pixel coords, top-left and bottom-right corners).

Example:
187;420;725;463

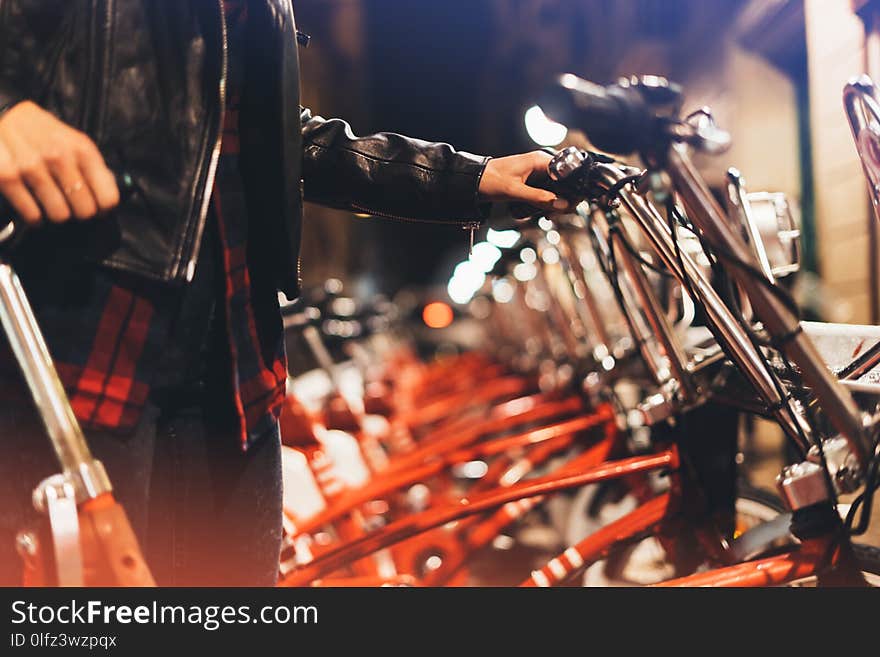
3;1;286;449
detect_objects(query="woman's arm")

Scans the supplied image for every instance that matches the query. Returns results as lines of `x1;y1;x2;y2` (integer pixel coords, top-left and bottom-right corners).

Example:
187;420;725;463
301;108;566;223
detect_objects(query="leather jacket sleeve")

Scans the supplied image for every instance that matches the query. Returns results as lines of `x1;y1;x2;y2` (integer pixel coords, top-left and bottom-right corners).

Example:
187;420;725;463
300;107;490;224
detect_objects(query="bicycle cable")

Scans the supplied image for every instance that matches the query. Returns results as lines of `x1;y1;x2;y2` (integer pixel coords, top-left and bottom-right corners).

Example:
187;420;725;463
662;190;813;460
844;430;880;535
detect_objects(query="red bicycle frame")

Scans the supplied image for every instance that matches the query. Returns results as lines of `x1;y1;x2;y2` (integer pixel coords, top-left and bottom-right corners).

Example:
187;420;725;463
280;428;859;587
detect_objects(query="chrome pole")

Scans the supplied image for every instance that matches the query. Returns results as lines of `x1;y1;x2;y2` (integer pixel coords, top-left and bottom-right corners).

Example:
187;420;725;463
591;163;809;450
589;206;668;388
726;168;774;282
555;225;614;357
610;219;696;401
0;262;111;502
666;145;869;465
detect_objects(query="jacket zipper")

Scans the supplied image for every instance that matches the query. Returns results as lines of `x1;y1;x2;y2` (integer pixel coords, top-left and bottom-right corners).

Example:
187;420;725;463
464;221;480;255
79;0;101;132
178;0;227;282
349;203;482;254
296;179;305;286
94;0;113;141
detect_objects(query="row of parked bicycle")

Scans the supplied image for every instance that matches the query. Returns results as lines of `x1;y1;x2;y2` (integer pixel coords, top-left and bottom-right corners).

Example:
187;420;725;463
267;73;880;586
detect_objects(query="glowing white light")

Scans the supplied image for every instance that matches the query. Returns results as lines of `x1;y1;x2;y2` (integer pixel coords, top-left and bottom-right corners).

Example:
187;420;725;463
513;262;537;282
492;278;515;303
601;355;616;371
331;297;357;316
538;217;554;231
469;241;502;273
453;260;482;280
560;73;579;89
524;105;568;147
448;260;486;305
541;247;560;264
448;277;479;305
324;278;344;294
520;247;537;264
546;229;561;245
487;228;521;249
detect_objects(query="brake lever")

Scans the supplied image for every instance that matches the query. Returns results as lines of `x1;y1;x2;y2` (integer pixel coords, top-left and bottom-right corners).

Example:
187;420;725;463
510;147;612;219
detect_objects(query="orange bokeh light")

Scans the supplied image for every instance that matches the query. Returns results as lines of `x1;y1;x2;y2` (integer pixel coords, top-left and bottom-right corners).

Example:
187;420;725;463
422;302;454;329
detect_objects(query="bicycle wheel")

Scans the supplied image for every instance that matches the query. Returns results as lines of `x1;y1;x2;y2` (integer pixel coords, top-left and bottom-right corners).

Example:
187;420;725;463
573;483;880;587
847;544;880;586
731;486;880;587
570;482;787;586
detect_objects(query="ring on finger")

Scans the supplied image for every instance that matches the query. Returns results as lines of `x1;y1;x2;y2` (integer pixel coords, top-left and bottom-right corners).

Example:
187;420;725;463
64;180;85;196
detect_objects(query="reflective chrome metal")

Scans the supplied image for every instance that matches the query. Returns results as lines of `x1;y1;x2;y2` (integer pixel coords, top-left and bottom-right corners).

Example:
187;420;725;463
727;512;793;563
531;251;587;361
569;208;635;359
588;206;668;387
554;220;614;357
745;192;801;278
673;107;731;154
728;170;801;280
34;474;84;586
844;75;880;228
807;436;862;494
0;221;16;244
610;217;696;401
591;163;808;448
0;263;112;502
633;391;677;427
776;461;830;511
840;340;880;382
667;145;869;465
726;168;775;281
549;146;588;181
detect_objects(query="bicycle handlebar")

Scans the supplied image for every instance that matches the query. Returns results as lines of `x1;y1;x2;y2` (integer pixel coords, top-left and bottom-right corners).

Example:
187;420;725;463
0;170;135;252
537;74;674;156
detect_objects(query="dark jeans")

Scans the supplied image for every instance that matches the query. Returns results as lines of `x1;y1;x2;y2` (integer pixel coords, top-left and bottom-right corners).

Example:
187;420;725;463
0;388;283;587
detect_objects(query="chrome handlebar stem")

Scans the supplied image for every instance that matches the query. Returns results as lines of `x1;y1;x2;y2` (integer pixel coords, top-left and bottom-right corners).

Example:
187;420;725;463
844;75;880;230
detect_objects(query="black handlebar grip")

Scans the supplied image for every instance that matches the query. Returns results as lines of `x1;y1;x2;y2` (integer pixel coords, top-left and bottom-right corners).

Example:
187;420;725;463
538;74;649;156
0;170;135;252
509;167;563;220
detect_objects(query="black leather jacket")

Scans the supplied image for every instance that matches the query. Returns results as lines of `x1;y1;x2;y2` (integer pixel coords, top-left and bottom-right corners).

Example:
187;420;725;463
0;0;489;297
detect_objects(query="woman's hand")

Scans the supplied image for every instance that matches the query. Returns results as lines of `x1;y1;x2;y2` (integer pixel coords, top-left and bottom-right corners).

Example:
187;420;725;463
0;100;119;224
478;150;570;212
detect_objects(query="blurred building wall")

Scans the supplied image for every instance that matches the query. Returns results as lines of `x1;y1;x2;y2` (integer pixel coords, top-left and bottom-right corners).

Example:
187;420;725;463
805;0;870;323
681;38;801;197
678;0;877;324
